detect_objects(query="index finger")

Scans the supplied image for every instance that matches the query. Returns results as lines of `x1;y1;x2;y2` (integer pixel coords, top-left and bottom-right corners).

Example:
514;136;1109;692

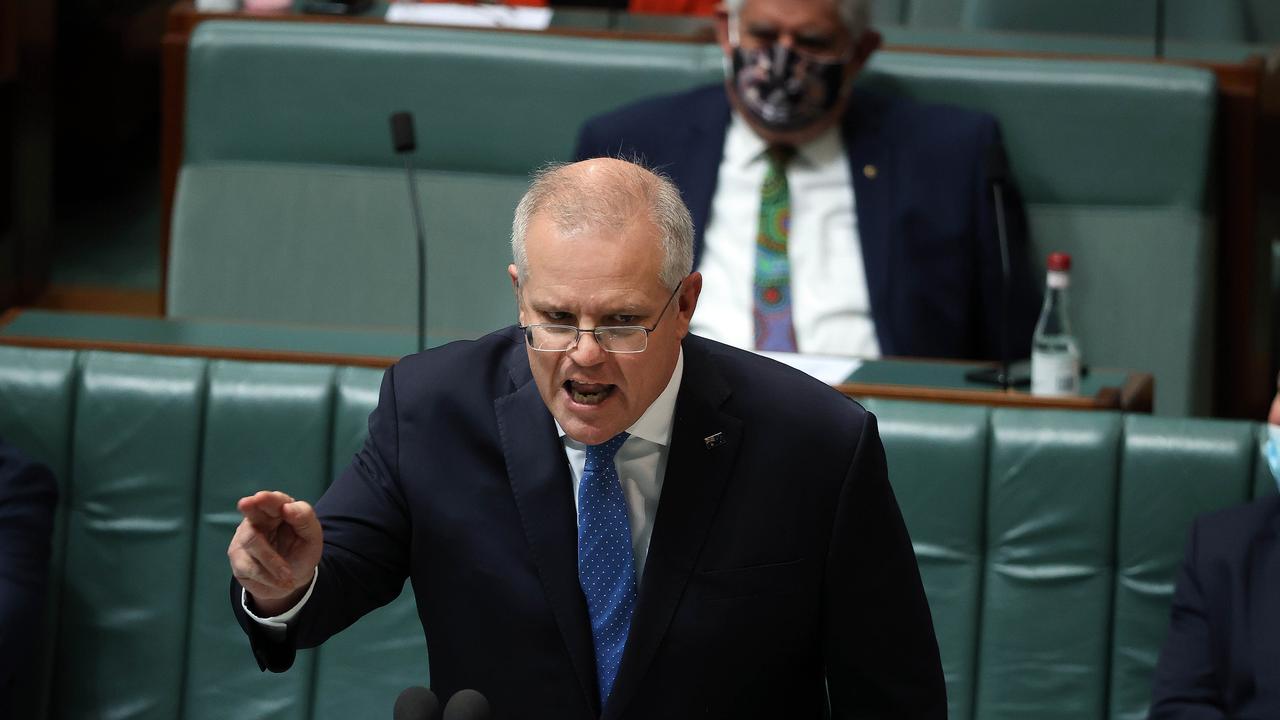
237;490;296;526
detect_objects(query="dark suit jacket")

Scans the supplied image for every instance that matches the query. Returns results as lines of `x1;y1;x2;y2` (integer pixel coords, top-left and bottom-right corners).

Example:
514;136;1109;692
1148;494;1280;719
575;84;1039;362
0;438;58;711
233;327;945;719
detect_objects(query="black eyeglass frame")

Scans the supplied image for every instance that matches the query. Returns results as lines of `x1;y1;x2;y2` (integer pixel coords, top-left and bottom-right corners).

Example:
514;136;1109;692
519;281;684;354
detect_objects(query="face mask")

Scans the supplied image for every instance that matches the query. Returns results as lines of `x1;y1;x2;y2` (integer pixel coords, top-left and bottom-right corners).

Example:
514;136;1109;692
1266;425;1280;492
730;44;847;133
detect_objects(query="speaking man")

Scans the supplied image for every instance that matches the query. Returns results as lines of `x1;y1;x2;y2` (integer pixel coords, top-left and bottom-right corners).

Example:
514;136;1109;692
576;0;1038;361
228;158;945;719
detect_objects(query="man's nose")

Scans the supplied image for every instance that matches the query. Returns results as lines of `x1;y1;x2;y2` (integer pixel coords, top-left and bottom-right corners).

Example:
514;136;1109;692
568;330;607;366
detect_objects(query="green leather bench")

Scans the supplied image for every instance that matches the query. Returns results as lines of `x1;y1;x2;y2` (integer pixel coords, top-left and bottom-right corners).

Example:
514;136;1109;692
880;0;1280;45
2;343;1272;719
169;21;1216;415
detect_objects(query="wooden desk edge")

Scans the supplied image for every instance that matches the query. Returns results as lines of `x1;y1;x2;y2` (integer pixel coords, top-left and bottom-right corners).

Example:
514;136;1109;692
0;309;403;369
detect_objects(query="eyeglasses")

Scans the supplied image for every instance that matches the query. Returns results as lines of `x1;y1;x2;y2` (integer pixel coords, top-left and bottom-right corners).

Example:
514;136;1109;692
521;283;682;354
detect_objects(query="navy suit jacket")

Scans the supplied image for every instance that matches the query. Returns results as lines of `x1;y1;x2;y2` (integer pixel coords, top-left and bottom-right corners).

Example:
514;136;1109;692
0;437;58;712
575;84;1039;362
233;327;946;719
1148;494;1280;719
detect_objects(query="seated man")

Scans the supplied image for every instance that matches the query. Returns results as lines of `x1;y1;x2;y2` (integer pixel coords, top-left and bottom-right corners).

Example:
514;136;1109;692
575;0;1039;360
1147;378;1280;718
0;437;58;715
227;158;946;718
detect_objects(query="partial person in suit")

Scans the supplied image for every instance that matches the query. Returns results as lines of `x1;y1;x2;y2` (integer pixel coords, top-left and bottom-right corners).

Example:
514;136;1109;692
227;158;945;719
0;437;58;715
575;0;1039;361
1146;378;1280;718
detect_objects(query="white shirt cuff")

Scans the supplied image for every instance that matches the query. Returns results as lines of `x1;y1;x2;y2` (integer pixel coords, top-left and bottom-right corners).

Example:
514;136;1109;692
241;567;319;630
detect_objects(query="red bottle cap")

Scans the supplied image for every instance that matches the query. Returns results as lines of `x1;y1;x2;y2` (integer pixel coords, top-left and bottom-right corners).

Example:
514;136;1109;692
1047;252;1072;272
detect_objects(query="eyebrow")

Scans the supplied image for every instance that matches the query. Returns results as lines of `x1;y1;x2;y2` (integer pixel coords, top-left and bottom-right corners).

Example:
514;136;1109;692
527;299;652;318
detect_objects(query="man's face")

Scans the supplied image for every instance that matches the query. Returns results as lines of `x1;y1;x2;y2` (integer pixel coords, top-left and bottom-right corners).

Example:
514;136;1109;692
716;0;880;146
509;212;701;446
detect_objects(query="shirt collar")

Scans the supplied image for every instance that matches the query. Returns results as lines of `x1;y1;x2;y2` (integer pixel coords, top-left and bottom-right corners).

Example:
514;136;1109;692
725;109;844;170
556;348;683;447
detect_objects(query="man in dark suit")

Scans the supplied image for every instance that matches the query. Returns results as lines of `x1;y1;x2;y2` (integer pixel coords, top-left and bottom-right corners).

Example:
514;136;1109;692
575;0;1038;361
228;158;945;718
0;437;58;715
1147;384;1280;718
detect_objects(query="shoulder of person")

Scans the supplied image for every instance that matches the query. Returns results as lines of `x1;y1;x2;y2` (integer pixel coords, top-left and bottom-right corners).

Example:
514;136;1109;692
581;84;727;136
388;325;527;401
0;437;58;502
684;334;869;426
1192;494;1280;553
850;86;1000;147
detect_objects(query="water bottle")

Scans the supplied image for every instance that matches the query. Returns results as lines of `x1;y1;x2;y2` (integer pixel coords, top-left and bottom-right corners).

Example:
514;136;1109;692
1031;252;1081;397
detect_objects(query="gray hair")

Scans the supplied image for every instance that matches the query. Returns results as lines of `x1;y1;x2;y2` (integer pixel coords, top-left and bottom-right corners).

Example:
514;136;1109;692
510;159;694;291
725;0;872;39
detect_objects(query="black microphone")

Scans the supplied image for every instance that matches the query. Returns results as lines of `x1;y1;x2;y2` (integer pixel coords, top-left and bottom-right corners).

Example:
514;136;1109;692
389;111;429;353
393;686;441;720
442;689;491;720
966;141;1017;390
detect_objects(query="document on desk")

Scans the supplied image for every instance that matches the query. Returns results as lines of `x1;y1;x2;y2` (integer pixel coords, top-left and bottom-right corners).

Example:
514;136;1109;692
385;3;553;29
756;351;863;385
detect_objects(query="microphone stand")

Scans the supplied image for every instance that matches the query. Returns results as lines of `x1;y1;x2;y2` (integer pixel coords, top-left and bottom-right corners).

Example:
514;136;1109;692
390;112;428;353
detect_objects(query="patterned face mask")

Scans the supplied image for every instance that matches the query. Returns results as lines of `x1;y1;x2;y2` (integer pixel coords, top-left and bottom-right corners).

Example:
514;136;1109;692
730;44;847;133
1265;425;1280;492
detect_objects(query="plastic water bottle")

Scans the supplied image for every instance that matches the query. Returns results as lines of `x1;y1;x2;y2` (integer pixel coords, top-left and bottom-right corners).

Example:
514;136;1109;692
1031;252;1081;397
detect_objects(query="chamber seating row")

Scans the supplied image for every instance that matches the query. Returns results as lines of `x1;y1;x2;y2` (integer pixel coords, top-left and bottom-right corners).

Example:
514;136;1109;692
1;344;1271;719
873;0;1280;44
169;21;1217;415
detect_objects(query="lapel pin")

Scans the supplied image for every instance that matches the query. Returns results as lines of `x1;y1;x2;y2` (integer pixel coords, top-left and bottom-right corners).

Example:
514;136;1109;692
863;164;878;180
704;432;726;449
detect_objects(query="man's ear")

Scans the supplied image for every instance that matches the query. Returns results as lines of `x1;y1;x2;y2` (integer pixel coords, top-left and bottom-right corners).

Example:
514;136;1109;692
853;28;881;66
714;8;732;55
674;272;703;338
508;264;525;324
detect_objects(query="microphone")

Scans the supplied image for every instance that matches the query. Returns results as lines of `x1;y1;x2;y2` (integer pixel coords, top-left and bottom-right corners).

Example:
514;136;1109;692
966;141;1018;390
393;686;441;720
389;111;429;353
443;689;491;720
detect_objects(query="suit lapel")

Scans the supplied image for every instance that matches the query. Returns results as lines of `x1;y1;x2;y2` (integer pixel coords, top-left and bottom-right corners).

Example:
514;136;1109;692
604;340;743;720
843;90;896;355
494;361;601;716
676;89;732;267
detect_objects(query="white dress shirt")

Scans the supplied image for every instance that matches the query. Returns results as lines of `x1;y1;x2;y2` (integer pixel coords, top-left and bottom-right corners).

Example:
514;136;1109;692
691;111;881;358
246;349;684;627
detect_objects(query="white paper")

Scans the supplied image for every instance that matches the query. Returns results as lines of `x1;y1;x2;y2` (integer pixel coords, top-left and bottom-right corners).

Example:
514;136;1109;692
385;3;553;30
756;351;863;386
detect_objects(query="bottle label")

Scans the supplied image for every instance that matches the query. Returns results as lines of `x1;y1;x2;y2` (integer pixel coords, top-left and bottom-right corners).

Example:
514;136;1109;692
1031;350;1080;397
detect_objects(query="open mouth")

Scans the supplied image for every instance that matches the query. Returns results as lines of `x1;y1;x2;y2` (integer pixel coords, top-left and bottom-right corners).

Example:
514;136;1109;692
564;380;616;406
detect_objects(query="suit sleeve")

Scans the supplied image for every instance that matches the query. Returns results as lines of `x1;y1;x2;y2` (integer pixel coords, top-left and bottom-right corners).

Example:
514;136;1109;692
231;364;414;672
972;120;1039;362
573;117;606;162
1146;518;1227;719
0;441;58;691
823;413;947;719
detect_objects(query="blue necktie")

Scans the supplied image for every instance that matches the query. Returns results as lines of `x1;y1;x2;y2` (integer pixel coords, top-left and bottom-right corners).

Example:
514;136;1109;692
577;432;637;704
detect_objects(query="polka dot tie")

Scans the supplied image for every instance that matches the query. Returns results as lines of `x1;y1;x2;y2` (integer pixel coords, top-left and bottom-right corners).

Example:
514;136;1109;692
577;432;636;704
754;144;798;352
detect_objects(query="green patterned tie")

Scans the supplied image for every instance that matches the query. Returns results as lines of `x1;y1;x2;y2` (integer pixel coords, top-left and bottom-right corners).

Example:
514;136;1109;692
754;145;797;351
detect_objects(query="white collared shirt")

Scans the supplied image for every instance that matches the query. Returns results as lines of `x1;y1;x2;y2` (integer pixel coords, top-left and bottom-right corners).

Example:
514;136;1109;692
557;348;683;582
691;111;880;358
246;349;685;627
